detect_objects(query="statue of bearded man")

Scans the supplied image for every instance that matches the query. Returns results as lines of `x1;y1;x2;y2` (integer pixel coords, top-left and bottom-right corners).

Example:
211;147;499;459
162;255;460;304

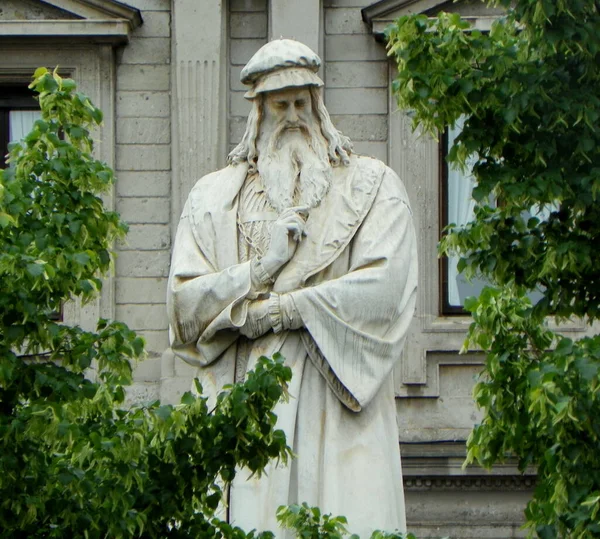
167;39;418;537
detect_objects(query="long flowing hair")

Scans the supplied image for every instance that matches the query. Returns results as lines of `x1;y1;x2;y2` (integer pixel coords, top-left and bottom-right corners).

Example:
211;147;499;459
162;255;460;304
227;87;353;172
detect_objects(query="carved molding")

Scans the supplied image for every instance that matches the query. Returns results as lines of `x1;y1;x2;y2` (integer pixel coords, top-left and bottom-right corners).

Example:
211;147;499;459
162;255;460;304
0;0;142;43
404;475;536;491
362;0;503;38
39;0;142;28
0;20;133;44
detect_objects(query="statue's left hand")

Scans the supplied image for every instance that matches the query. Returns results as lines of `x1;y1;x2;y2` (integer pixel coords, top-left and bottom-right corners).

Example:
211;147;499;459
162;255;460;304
239;299;271;339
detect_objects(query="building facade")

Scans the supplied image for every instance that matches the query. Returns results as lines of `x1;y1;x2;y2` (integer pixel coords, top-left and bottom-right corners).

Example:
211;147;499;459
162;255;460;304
2;0;572;536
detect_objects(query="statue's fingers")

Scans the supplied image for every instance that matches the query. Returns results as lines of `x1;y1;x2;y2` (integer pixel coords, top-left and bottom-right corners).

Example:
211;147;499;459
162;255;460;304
286;223;303;242
288;205;310;218
280;214;306;230
280;205;309;221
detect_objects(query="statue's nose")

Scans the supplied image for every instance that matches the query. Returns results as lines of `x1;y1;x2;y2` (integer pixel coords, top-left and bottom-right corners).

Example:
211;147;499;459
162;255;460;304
286;106;299;123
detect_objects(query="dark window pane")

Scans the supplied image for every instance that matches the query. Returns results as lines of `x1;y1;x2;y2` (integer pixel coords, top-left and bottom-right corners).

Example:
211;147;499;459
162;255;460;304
441;118;490;314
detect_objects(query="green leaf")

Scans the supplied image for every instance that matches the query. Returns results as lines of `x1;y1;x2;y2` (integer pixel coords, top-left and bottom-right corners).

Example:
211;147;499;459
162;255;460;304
0;212;16;228
26;262;45;277
33;66;48;79
180;391;195;406
73;252;91;266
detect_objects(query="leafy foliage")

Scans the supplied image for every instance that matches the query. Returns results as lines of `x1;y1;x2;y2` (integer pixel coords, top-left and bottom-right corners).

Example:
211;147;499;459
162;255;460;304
387;1;600;537
277;504;418;539
0;68;293;538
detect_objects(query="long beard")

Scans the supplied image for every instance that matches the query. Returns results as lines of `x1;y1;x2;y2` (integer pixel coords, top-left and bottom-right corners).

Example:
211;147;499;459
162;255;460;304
256;123;332;213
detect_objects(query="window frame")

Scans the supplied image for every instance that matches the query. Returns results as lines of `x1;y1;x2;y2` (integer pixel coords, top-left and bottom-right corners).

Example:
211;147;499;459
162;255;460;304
439;127;484;316
0;84;40;168
439;128;467;315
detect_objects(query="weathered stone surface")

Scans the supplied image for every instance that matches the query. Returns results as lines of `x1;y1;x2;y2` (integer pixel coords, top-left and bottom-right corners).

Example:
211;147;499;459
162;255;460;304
397;364;484;442
124;382;160;406
0;0;77;19
116;171;170;197
120;224;171;251
132;356;162;382
352;140;388;162
118;0;170;11
117;197;170;224
117;304;169;330
269;0;320;53
407;489;530;539
325;88;388;114
117;91;170;118
116;144;170;171
173;356;198;378
133;11;170;38
137;330;169;355
116;277;168;303
230;12;267;39
116;65;170;91
119;37;170;65
230;38;267;65
325;34;386;61
229;116;247;144
159;375;193;405
230;91;252;117
437;1;505;16
116;117;170;144
230;0;267;12
325;8;368;34
324;0;370;6
230;65;245;91
116;250;170;278
331;114;387;141
326;61;387;88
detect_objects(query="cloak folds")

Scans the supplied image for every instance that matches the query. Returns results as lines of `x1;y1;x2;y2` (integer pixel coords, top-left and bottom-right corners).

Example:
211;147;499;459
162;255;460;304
167;155;418;537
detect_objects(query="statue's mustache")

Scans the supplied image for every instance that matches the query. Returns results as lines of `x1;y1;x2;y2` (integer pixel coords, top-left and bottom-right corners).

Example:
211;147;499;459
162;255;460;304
269;122;311;150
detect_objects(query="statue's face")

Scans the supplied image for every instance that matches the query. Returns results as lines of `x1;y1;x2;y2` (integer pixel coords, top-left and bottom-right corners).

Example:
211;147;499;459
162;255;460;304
262;87;314;134
255;85;331;213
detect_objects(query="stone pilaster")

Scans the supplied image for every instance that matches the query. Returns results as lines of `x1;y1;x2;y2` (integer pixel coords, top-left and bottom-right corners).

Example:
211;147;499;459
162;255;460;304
171;0;227;226
269;0;322;60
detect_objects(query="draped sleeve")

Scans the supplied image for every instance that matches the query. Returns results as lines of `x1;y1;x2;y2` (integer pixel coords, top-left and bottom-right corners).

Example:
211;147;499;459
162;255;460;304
288;166;418;411
167;165;271;368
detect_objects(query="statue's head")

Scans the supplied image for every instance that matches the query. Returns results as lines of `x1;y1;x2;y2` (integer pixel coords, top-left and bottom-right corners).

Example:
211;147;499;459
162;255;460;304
228;39;353;211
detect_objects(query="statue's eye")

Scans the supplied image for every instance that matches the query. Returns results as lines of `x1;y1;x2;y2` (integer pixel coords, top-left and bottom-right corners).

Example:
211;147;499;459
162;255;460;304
275;101;288;110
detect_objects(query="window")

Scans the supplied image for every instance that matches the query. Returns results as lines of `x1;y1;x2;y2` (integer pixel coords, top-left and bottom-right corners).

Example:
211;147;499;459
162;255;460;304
0;85;41;168
440;118;550;314
440;118;490;314
1;84;60;319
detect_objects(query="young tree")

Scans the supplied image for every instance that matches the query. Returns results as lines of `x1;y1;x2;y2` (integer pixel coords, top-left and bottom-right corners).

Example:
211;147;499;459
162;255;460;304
0;68;292;538
387;1;600;537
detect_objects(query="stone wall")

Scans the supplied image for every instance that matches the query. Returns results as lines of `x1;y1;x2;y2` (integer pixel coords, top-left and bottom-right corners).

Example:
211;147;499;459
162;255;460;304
324;0;389;162
229;0;268;150
113;0;171;401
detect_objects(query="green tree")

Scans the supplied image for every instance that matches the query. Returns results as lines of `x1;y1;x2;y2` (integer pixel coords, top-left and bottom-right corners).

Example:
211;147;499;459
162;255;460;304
387;1;600;537
0;68;293;538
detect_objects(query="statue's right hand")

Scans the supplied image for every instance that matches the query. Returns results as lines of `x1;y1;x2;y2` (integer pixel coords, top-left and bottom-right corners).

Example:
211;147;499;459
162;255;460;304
260;206;308;277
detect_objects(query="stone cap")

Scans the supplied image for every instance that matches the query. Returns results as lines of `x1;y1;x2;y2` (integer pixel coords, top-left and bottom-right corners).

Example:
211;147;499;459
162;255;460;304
241;38;323;99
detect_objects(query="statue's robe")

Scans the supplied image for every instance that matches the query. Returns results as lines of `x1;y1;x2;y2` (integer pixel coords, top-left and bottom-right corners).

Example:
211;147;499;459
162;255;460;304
167;154;418;537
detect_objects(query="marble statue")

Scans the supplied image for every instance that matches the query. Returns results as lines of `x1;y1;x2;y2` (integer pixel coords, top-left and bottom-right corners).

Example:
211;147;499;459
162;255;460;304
167;39;418;537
